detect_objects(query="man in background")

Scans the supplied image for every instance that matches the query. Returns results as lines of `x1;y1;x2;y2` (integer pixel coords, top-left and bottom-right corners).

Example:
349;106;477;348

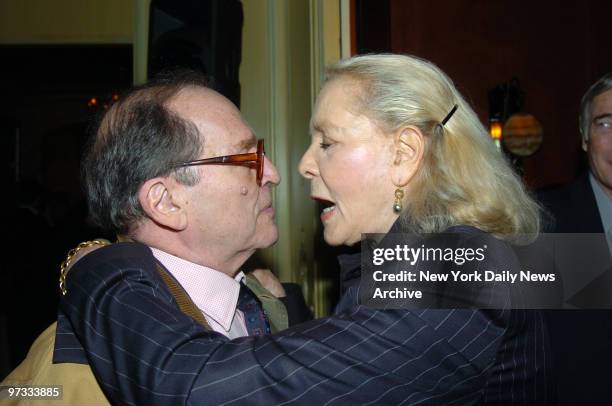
539;72;612;405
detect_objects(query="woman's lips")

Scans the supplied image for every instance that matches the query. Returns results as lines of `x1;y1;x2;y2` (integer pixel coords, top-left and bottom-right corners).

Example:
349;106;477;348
320;205;336;222
312;196;336;222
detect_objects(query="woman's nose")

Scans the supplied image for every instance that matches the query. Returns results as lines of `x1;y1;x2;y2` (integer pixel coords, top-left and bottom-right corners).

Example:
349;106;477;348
298;144;318;179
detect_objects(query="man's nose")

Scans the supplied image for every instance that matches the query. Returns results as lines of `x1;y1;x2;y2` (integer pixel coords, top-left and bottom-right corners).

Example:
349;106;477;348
261;155;281;186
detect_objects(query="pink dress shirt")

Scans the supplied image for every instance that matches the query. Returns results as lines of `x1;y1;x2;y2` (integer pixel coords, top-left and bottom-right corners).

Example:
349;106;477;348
150;248;249;338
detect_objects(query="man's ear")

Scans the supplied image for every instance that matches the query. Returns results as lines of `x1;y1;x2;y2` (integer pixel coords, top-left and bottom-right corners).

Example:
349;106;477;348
582;135;589;152
138;177;188;231
391;126;425;187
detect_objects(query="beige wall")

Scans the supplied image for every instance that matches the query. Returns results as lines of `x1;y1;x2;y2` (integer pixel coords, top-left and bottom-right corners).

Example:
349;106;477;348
0;0;134;43
241;0;342;316
240;0;271;144
241;0;315;293
0;0;145;83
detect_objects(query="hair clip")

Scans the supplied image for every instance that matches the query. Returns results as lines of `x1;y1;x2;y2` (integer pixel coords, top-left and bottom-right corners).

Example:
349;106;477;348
441;104;458;126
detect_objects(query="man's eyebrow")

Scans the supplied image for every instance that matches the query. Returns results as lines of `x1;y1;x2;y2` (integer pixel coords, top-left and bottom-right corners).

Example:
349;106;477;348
236;135;257;151
593;113;612;121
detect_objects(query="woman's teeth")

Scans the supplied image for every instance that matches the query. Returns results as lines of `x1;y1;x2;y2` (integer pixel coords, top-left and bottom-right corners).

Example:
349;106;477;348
323;205;336;213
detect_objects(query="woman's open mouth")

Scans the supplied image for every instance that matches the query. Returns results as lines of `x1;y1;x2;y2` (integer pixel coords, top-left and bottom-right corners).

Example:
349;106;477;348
313;197;336;222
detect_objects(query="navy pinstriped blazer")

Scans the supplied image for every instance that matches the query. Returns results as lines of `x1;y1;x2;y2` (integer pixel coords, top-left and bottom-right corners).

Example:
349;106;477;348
58;227;554;405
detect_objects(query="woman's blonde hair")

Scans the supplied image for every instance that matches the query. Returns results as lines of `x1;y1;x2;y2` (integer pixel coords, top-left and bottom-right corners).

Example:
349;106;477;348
325;54;540;241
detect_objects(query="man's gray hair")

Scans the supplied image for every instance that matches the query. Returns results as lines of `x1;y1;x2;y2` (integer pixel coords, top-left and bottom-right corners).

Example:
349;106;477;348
82;70;208;234
580;72;612;140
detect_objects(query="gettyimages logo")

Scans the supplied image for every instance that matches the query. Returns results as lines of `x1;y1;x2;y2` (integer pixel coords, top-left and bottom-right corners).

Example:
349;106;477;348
360;232;607;309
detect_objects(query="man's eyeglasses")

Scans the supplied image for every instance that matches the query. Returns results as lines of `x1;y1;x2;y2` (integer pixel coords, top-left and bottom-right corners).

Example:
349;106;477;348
172;139;265;186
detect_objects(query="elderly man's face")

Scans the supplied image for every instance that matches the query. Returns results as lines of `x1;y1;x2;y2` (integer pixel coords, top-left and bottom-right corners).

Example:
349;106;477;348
585;88;612;198
171;87;280;266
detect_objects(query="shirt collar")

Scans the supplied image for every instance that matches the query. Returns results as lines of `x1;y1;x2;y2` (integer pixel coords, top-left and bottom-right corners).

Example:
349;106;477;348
590;172;612;231
150;248;244;331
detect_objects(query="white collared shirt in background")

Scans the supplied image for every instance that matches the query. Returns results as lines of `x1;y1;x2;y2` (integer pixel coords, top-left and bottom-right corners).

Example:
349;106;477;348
590;173;612;257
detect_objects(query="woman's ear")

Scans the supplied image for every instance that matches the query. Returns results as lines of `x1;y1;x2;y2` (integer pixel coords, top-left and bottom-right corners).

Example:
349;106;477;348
391;126;425;187
138;177;188;231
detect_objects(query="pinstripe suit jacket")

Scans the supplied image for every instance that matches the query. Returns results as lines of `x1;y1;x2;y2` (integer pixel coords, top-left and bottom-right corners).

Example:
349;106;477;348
59;228;554;405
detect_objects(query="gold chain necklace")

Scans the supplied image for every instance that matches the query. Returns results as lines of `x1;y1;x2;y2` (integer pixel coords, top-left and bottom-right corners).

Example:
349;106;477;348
59;240;110;295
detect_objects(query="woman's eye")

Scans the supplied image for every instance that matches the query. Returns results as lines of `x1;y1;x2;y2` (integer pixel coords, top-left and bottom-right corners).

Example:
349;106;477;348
320;142;331;149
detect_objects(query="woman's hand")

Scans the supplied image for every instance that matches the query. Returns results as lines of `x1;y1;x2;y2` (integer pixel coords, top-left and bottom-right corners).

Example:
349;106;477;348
251;269;286;298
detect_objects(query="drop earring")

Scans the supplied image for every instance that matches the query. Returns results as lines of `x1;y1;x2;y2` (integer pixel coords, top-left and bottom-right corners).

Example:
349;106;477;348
393;189;404;214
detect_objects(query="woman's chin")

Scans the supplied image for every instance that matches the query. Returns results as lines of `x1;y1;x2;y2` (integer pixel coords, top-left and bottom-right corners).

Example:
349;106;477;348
322;233;343;247
322;227;345;246
323;228;360;247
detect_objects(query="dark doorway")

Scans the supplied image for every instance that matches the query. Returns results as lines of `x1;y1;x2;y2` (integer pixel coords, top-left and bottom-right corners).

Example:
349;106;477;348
0;44;132;377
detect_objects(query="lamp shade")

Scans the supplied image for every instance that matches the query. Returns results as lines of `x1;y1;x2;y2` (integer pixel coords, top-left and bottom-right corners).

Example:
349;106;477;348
502;113;543;157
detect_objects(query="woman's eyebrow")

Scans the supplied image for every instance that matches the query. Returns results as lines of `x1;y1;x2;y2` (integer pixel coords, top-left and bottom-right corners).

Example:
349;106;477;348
309;120;322;134
309;120;337;135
